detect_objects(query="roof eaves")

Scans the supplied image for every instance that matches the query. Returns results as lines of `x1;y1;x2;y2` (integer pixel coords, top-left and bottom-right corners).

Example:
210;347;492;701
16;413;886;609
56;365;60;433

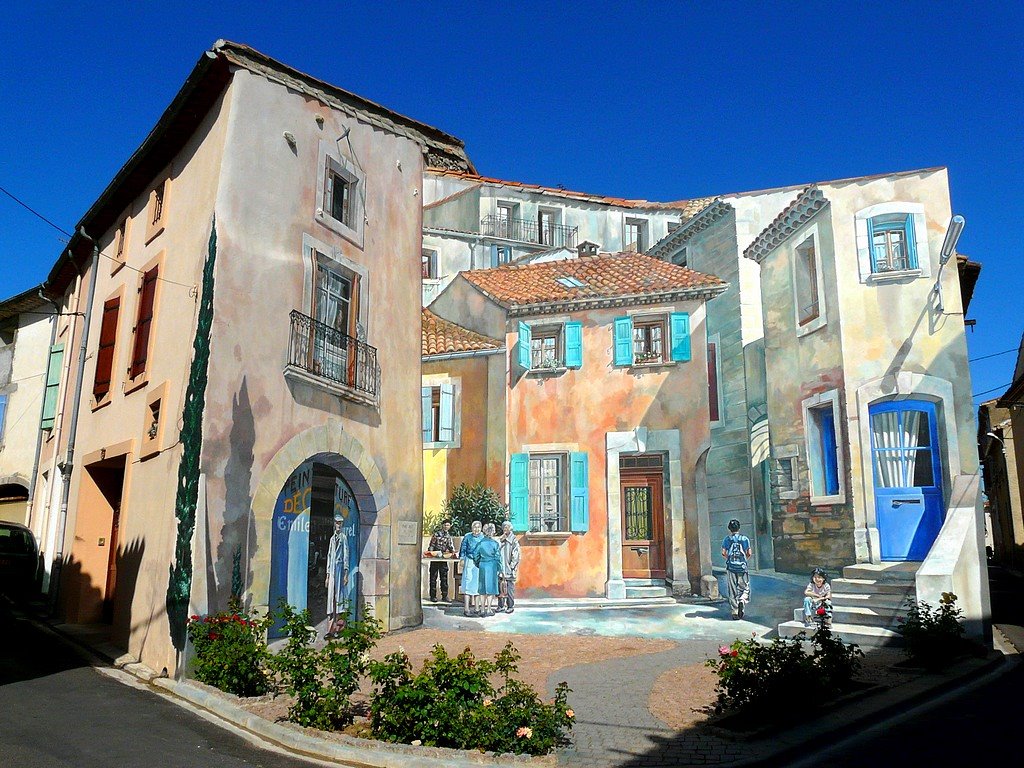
646;199;734;260
0;284;49;321
506;282;729;316
743;187;828;263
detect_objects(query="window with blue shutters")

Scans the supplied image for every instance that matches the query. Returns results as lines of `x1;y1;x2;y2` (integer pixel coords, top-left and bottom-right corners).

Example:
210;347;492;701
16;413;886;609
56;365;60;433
569;451;589;532
613;316;633;366
669;313;691;362
855;204;928;282
516;322;532;370
519;321;583;372
868;213;917;273
422;382;458;446
490;244;512;267
564;322;583;368
509;453;529;531
803;389;845;502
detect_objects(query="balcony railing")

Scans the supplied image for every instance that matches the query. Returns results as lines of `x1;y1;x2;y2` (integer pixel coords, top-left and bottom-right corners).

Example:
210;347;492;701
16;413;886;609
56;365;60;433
481;214;578;249
287;310;379;401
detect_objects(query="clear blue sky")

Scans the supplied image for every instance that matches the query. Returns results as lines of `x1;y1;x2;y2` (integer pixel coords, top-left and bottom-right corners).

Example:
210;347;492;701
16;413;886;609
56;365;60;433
1;2;1021;400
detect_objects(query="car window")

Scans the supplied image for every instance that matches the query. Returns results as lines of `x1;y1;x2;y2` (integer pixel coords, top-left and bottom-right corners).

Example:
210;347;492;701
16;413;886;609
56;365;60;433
0;527;34;554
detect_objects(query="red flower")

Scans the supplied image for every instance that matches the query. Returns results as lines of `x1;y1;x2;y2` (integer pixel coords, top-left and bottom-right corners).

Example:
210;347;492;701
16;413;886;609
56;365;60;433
816;607;826;616
730;650;738;657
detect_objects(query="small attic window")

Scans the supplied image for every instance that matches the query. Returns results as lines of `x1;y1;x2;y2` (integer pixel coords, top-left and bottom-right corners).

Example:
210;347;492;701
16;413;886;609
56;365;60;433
557;277;586;289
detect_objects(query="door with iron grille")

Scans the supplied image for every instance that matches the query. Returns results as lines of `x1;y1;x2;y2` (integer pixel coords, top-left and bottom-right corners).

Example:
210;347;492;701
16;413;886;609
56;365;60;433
620;456;666;579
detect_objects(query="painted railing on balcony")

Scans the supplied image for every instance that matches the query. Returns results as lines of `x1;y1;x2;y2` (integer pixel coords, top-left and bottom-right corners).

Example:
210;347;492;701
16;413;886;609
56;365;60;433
480;214;578;249
288;310;379;400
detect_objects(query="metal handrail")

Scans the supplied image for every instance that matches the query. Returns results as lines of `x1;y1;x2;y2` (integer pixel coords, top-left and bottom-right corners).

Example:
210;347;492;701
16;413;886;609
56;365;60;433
288;310;379;398
481;214;578;249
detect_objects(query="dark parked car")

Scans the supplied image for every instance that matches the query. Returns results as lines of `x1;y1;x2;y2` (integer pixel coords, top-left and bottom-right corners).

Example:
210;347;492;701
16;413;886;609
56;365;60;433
0;522;41;601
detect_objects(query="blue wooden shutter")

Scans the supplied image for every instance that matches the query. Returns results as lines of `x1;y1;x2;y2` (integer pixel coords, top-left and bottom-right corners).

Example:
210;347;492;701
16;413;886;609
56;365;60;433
517;321;532;370
490;244;499;268
904;214;918;269
670;312;691;362
564;321;583;368
40;343;64;430
569;452;589;532
866;217;878;272
820;407;839;496
439;383;455;443
421;386;432;443
613;316;633;366
509;453;529;530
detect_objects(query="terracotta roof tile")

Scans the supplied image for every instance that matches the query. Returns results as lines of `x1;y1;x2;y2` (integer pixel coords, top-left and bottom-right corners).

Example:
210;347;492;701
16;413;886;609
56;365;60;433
425;168;716;214
461;252;726;308
422;308;503;357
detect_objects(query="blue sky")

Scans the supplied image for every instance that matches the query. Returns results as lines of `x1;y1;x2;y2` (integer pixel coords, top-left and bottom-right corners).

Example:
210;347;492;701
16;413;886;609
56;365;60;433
1;2;1021;399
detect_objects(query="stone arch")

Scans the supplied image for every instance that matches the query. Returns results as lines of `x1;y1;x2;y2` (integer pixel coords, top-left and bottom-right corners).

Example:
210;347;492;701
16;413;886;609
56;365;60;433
249;424;390;619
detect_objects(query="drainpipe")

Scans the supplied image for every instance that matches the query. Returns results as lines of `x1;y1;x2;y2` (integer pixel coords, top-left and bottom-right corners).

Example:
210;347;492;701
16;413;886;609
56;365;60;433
25;290;59;534
48;228;100;608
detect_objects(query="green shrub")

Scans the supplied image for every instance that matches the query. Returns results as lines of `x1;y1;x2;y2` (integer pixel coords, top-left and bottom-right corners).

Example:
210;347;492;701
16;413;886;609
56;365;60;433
368;642;573;755
422;507;445;537
269;600;383;730
442;484;508;535
187;603;273;697
706;625;861;717
896;591;967;670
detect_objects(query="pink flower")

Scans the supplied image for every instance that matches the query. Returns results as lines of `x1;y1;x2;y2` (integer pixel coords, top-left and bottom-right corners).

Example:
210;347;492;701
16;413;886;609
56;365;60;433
718;645;730;655
516;726;533;739
565;709;574;718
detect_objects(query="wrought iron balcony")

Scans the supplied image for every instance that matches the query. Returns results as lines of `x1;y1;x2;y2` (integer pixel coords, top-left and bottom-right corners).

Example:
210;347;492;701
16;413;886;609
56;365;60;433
287;310;379;404
480;214;578;249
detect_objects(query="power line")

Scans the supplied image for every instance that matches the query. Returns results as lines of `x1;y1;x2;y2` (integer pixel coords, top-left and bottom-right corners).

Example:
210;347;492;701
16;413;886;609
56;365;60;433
973;383;1010;399
969;348;1018;363
0;181;196;291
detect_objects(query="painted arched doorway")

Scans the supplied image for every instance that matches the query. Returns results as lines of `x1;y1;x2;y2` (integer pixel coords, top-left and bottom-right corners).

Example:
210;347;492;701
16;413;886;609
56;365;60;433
268;460;360;638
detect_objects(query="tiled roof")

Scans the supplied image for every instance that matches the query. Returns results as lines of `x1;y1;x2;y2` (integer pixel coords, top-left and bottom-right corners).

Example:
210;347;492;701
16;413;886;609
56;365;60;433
461;252;726;309
422;308;503;357
743;187;828;263
425;168;716;214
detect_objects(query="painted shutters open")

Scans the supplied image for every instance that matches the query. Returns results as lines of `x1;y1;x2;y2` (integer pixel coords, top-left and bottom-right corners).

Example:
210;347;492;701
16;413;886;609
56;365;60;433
40;343;64;430
569;451;589;532
130;266;159;379
564;321;583;368
670;312;691;362
93;297;121;399
613;316;633;366
509;453;529;531
421;387;432;443
517;321;532;370
438;382;455;442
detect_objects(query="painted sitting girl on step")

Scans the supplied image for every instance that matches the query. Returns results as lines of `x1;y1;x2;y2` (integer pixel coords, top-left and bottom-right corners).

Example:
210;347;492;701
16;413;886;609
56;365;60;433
803;567;832;627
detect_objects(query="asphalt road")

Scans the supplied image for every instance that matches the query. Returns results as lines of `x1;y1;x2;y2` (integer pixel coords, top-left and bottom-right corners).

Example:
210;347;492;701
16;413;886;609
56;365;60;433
0;600;317;768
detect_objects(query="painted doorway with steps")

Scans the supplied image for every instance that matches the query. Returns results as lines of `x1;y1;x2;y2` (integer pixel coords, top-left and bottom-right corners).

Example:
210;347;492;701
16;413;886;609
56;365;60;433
619;454;666;580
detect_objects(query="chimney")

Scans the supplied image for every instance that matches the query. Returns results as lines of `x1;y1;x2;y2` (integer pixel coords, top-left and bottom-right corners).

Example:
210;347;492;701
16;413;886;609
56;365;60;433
577;240;600;257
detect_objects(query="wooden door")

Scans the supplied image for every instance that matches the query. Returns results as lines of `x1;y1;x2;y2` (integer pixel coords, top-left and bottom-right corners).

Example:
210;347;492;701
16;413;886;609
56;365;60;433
620;470;666;578
103;503;121;623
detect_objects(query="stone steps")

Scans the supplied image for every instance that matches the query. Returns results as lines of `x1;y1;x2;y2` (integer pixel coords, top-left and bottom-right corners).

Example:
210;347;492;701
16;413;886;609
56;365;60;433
778;620;904;647
624;584;669;599
831;592;913;610
791;605;904;628
840;562;920;582
831;577;917;596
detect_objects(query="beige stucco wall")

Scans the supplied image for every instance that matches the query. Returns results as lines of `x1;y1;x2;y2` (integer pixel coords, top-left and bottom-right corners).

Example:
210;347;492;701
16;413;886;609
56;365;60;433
201;68;425;636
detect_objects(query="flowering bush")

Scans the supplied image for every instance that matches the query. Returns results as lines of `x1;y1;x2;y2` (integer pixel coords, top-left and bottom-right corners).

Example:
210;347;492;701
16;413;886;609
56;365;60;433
186;603;273;697
268;600;383;731
368;642;573;755
896;592;968;670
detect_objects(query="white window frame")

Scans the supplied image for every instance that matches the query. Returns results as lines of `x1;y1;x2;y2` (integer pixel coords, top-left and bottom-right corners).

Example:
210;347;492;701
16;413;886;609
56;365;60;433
422;376;461;449
301;234;369;337
624;217;650;252
801;389;846;505
523;315;569;374
528;452;569;533
315;140;366;248
537;206;562;246
854;202;930;283
790;222;827;338
421;248;439;280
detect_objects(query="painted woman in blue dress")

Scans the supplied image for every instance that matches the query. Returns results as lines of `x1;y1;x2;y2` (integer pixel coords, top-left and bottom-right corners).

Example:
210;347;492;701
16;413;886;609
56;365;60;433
474;523;502;616
458;520;484;616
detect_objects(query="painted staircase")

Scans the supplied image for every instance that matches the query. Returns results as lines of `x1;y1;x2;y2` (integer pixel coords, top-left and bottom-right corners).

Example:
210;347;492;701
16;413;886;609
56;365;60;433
623;578;669;599
778;562;920;647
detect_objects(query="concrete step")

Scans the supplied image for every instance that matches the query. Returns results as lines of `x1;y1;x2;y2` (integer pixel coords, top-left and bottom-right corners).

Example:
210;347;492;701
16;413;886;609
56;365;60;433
791;605;904;628
842;562;920;583
624;585;669;599
831;592;914;610
778;620;904;647
623;578;666;587
831;577;917;596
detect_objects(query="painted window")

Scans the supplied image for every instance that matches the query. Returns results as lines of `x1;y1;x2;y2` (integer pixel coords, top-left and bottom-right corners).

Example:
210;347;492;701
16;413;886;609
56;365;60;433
312;259;360;383
613;313;690;366
708;340;720;423
794;235;820;325
538;208;560;245
421;249;438;280
317;147;365;247
145;179;170;243
624;218;649;252
868;213;917;273
112;216;130;272
517;321;582;371
40;343;64;430
508;451;589;534
93;296;120;401
495;203;517;239
671;246;688;267
130;266;159;380
421;383;456;445
803;390;844;502
777;457;796;494
490;244;512;267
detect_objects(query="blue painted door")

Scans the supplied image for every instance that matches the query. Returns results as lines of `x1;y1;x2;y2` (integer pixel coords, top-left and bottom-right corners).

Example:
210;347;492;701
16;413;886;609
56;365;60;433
869;401;943;561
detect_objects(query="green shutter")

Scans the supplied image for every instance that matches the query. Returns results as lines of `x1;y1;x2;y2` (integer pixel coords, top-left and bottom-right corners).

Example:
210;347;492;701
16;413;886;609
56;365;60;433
40;343;64;430
509;453;529;530
421;386;432;443
564;321;583;368
613;316;633;366
439;383;455;443
569;451;589;532
517;321;532;370
670;312;691;362
866;217;878;272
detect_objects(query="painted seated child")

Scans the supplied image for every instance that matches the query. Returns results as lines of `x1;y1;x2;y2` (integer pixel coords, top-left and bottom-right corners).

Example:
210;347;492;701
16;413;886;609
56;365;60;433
803;567;832;627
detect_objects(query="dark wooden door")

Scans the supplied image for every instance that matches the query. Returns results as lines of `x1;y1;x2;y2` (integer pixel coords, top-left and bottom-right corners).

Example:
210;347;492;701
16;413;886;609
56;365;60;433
620;470;666;578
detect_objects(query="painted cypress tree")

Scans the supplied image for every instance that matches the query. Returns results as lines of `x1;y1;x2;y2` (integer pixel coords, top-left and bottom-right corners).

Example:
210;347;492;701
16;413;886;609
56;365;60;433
166;220;216;649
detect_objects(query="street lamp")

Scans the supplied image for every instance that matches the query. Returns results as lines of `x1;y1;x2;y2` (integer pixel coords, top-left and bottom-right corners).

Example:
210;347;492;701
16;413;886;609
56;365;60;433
934;214;966;313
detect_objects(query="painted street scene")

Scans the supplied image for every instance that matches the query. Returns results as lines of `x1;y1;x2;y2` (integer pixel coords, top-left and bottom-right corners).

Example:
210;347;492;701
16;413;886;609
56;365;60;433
1;4;1022;767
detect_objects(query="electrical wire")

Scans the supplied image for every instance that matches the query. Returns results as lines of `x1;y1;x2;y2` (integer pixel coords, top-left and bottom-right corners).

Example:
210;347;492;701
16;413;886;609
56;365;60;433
0;182;196;291
969;348;1018;363
973;383;1010;399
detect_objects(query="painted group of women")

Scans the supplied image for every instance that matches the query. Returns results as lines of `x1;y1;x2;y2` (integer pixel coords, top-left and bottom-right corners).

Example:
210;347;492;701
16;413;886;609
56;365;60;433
458;520;520;617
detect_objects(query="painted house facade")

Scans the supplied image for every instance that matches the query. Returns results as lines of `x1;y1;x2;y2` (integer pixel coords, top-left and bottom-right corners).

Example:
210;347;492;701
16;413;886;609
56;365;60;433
420;169;712;305
30;40;472;675
426;253;726;597
0;287;53;526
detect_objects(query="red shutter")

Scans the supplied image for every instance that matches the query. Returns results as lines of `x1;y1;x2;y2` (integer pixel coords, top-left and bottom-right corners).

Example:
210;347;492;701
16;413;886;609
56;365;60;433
131;267;158;379
708;342;720;422
93;297;120;398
